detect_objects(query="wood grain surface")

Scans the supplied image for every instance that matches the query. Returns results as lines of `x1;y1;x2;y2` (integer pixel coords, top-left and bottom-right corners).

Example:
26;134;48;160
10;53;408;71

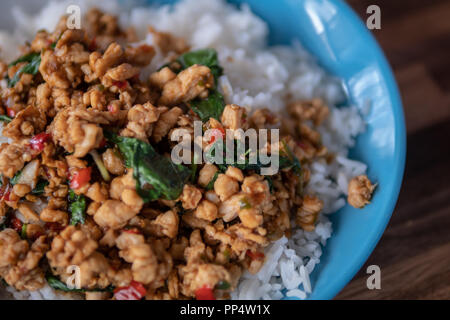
336;0;450;300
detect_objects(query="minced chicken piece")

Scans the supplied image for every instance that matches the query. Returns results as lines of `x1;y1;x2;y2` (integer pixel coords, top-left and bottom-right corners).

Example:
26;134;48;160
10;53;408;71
347;175;377;208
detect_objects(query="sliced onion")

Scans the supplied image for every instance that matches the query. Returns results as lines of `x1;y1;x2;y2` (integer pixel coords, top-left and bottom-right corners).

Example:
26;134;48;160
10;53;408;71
90;150;111;182
16;159;40;189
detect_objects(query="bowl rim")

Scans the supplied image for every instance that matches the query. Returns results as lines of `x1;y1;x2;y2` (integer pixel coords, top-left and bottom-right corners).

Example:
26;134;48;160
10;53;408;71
319;0;407;300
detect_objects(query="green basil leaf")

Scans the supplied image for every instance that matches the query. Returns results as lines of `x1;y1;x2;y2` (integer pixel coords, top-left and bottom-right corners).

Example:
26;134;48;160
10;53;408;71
205;171;220;191
188;89;225;122
8;53;41;88
265;176;274;192
280;142;302;176
21;224;27;239
177;48;223;81
106;133;191;202
205;140;301;176
31;180;49;195
46;274;114;293
0;115;12;123
8;52;40;67
215;280;231;290
158;49;225;123
189;163;198;184
69;190;87;226
46;275;80;292
10;170;22;185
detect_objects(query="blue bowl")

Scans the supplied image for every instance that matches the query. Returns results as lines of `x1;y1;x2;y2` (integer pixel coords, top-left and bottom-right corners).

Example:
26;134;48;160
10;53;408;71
145;0;406;299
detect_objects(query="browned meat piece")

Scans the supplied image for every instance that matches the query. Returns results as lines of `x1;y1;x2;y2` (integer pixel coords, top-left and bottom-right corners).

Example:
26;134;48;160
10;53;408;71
218;193;246;223
194;200;218;222
31;30;52;52
149;67;177;89
288;98;330;126
239;207;263;229
179;230;231;296
109;170;144;213
13;184;32;198
18;203;40;223
159;65;214;106
102;148;126;176
49;107;126;158
0;229;29;271
214;174;239;202
120;102;162;142
2;105;47;141
116;232;158;285
148;26;189;54
47;226;116;289
249;108;279;129
179;184;202;210
40;207;69;225
348;175;376;209
39;33;90;89
94;200;139;230
198;164;219;188
221;104;245;130
180;263;230;296
152;107;183;143
225;167;244;182
0;143;33;178
124;45;156;66
0;230;48;291
145;210;180;239
89;42;123;78
85;182;109;203
204;223;268;258
296;195;323;232
47;226;98;268
181;211;210;230
104;63;140;83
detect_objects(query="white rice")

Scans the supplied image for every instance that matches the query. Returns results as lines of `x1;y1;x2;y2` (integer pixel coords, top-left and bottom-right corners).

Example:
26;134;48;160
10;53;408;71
0;0;368;300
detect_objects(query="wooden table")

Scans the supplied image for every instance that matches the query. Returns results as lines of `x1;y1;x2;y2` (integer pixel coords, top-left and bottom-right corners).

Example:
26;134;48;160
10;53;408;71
335;0;450;300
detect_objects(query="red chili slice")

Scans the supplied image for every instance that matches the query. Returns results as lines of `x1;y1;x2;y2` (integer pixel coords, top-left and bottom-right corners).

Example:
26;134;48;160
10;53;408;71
209;127;225;144
107;104;118;114
246;250;265;260
296;141;307;150
45;222;65;233
89;37;97;51
113;81;128;90
0;184;11;200
29;133;51;152
3;189;11;202
6;107;16;118
195;286;216;300
114;281;147;300
99;138;107;149
10;218;23;233
122;228;141;235
70;167;92;189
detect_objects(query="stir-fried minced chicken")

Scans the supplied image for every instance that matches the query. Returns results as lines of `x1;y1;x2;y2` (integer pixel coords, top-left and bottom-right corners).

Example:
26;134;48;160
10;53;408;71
0;9;375;300
347;175;377;209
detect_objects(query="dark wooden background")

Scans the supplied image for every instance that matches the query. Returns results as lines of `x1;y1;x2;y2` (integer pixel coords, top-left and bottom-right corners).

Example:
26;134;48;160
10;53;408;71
335;0;450;300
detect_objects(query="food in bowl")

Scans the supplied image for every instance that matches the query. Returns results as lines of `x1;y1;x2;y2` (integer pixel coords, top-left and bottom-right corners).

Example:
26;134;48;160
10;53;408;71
0;0;375;300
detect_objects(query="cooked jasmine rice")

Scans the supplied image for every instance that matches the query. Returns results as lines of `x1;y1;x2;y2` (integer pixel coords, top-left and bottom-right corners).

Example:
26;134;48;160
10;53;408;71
0;0;367;300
